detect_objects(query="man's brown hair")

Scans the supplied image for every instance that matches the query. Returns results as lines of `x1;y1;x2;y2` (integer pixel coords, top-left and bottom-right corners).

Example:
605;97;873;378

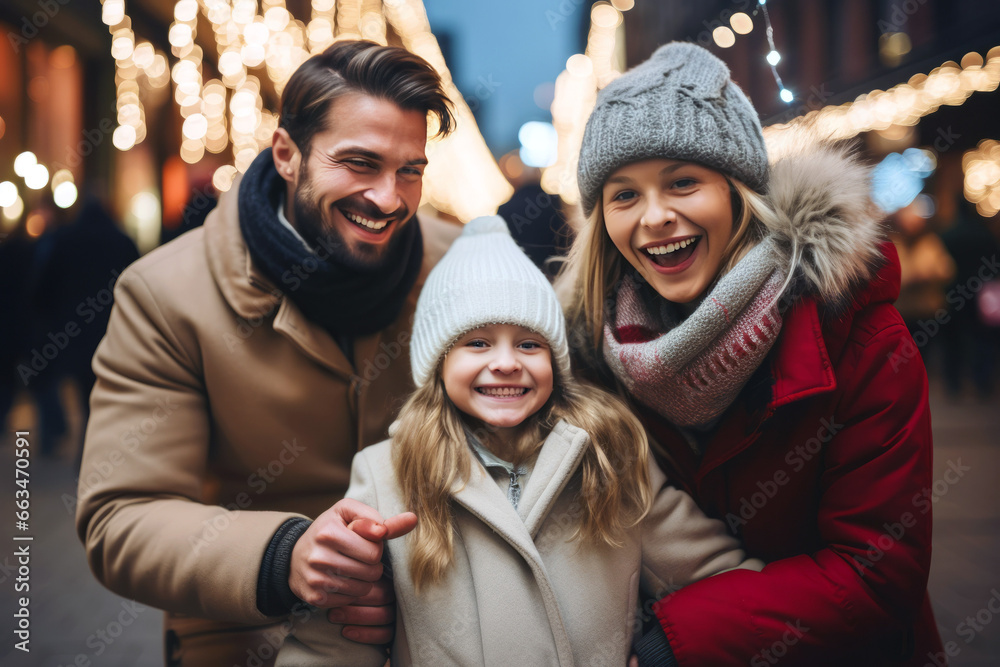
279;40;454;159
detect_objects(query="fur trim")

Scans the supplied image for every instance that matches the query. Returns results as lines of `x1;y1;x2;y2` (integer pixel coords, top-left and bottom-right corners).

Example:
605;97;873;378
764;142;886;308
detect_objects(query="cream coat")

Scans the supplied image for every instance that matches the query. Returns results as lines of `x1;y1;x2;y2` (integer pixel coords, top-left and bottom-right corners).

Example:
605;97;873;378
278;420;762;667
74;175;460;639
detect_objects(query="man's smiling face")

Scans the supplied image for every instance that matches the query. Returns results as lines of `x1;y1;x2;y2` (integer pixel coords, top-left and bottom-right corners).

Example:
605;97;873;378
282;92;428;269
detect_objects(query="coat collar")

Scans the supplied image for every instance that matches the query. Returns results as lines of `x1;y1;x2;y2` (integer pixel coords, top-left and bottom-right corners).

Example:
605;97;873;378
641;297;838;491
518;421;590;536
204;172;281;322
768;296;837;410
450;420;590;549
204;172;359;380
688;297;835;481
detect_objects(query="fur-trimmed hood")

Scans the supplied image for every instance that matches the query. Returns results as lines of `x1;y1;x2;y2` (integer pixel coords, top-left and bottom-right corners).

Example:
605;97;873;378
764;143;888;310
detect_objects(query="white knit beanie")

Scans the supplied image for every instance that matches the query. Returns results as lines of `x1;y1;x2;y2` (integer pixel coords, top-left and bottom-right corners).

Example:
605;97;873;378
410;215;571;387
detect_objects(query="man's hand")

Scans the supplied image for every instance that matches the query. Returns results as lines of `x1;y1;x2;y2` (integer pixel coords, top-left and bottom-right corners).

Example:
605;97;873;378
289;498;416;608
328;577;397;644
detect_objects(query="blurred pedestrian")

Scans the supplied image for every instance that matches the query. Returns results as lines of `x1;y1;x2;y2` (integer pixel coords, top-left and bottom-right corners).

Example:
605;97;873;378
0;220;36;430
30;195;139;462
940;197;1000;399
497;165;569;280
889;201;955;369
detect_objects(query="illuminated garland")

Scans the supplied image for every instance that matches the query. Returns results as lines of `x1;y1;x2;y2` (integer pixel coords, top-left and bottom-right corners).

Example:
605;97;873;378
97;0;509;221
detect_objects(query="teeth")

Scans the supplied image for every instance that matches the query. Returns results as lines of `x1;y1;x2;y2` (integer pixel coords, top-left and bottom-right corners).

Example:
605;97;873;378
346;212;387;230
478;387;528;397
646;238;696;255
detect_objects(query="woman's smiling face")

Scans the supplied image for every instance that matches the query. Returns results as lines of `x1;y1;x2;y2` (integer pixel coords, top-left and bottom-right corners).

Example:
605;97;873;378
602;159;735;304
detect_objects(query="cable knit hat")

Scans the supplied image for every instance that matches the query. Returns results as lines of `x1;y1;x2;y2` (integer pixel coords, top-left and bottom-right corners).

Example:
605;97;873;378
577;41;769;215
410;215;571;387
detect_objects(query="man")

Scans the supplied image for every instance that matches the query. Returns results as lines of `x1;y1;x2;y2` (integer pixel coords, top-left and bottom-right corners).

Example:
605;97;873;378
76;40;459;666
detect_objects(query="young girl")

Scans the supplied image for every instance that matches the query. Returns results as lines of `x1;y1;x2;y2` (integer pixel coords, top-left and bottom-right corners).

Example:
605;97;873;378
560;42;940;665
277;215;761;666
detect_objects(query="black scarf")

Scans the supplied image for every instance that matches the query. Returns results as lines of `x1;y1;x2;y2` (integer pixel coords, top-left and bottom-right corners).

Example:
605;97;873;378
238;149;423;338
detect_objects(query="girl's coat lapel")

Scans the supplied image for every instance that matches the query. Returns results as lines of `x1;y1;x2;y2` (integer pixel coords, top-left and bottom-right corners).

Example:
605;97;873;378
447;419;591;667
449;420;591;548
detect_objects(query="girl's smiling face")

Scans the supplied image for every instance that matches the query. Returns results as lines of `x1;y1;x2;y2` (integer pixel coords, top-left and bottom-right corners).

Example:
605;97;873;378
602;159;735;303
442;323;553;440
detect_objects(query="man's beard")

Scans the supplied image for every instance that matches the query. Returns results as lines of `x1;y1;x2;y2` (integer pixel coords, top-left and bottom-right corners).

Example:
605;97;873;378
291;179;412;272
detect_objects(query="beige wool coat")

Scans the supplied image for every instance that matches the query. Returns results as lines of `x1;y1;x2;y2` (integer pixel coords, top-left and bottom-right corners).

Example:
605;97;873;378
278;420;763;667
74;174;460;657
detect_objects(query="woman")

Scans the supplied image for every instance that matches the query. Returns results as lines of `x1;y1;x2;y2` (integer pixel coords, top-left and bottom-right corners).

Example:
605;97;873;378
559;42;942;666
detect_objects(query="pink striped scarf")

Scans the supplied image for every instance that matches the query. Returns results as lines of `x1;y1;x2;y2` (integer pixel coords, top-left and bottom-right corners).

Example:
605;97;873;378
603;242;783;428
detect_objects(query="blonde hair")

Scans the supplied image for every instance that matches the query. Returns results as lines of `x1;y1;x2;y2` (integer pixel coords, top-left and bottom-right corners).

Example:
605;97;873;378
556;175;778;368
392;361;652;591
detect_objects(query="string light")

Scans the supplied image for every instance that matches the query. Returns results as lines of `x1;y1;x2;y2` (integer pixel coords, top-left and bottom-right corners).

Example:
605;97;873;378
759;0;791;103
92;0;518;219
765;47;1000;160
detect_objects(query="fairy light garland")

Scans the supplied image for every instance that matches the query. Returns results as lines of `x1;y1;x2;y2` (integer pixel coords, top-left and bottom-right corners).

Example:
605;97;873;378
758;0;793;103
96;0;507;220
765;47;1000;161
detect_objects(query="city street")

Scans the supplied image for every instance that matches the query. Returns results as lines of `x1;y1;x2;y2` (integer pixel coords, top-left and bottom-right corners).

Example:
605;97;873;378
1;371;997;666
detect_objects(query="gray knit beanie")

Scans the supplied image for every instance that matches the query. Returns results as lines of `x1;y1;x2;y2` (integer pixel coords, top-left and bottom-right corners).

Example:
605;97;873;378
577;41;769;215
410;215;571;387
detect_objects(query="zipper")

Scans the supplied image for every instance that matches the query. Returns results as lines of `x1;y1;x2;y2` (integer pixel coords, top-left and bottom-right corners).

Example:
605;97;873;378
508;469;522;508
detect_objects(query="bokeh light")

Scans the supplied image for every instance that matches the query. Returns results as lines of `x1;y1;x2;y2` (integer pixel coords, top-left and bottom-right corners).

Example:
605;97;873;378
182;113;209;140
174;0;198;22
713;26;736;48
113;124;137;151
518;121;559;168
0;181;17;208
13;152;37;177
2;195;24;223
872;148;936;213
591;3;622;29
213;165;239;193
53;182;78;209
102;0;125;26
51;169;74;189
566;54;594;78
24;163;50;190
26;213;45;237
730;13;753;34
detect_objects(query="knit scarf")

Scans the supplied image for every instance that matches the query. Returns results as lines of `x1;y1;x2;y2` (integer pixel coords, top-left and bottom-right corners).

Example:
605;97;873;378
238;149;423;337
603;240;784;429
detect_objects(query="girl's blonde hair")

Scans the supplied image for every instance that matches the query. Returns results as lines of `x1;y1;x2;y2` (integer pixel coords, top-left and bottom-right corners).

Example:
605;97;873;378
556;176;778;369
392;359;652;591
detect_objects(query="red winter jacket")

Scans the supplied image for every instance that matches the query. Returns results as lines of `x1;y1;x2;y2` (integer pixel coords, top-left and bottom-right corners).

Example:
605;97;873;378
637;239;942;666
